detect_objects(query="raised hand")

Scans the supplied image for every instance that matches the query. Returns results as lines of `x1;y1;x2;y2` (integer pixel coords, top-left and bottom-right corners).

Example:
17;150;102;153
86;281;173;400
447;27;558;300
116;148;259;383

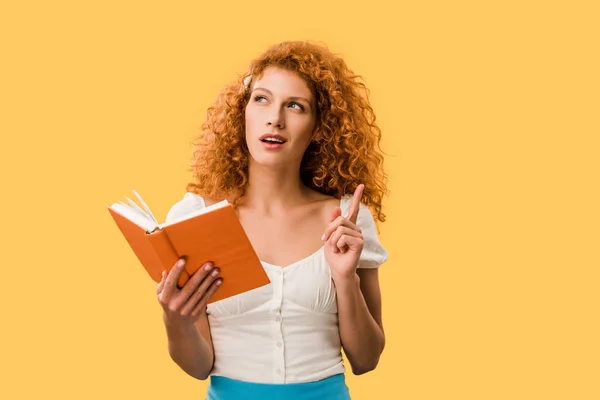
156;258;222;327
321;184;365;281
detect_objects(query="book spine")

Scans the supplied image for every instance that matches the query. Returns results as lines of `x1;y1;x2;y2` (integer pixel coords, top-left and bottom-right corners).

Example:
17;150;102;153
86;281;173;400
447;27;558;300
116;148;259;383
147;228;190;288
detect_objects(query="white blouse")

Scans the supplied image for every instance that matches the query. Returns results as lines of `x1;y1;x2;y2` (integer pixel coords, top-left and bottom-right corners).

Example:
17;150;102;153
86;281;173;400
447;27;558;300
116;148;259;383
165;192;388;384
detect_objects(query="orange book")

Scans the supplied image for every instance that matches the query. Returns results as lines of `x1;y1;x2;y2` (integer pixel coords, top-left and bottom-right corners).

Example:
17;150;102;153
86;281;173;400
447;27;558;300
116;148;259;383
107;190;270;303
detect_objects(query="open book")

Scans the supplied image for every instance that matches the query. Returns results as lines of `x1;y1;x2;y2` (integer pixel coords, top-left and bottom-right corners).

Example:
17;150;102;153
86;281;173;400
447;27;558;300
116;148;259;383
107;190;270;303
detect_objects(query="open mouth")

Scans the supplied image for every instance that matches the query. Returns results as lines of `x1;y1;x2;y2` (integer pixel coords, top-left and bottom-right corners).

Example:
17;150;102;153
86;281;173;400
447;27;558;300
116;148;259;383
260;138;286;144
259;134;287;145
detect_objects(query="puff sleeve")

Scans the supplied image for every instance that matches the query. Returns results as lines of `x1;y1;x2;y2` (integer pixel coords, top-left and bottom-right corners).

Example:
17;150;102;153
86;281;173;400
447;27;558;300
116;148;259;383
164;192;207;225
343;197;389;269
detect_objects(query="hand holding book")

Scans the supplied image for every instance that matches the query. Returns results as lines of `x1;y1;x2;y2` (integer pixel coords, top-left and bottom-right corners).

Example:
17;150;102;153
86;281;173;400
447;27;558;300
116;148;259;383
107;190;270;303
157;257;222;323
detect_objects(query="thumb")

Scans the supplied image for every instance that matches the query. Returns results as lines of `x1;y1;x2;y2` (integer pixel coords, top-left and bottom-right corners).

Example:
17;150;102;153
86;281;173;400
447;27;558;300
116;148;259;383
329;206;342;222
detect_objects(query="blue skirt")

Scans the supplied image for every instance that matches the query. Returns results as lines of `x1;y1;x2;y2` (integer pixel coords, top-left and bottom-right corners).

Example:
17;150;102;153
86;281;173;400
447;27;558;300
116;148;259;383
206;373;351;400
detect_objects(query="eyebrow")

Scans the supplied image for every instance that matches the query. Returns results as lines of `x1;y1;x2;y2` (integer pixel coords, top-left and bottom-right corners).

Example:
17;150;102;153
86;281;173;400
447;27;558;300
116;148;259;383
252;87;312;105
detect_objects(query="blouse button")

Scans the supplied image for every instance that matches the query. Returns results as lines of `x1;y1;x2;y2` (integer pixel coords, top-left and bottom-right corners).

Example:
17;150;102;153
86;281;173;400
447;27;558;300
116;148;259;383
275;316;281;322
276;368;281;374
277;342;282;347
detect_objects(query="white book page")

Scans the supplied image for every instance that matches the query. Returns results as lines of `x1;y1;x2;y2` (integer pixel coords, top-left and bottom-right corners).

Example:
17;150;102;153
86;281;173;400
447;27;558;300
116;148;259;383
109;202;158;232
123;197;146;216
132;190;159;226
109;191;229;231
116;200;151;223
108;190;160;233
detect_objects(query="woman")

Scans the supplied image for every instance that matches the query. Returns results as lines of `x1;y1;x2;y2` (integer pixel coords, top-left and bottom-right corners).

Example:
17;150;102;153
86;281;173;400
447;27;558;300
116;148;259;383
156;40;389;400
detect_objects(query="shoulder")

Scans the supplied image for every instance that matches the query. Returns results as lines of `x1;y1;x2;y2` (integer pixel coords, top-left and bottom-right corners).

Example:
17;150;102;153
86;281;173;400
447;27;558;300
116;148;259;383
305;189;376;226
303;189;340;221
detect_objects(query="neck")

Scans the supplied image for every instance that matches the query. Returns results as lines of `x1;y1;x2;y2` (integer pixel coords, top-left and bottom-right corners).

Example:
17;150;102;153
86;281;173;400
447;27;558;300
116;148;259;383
241;160;310;214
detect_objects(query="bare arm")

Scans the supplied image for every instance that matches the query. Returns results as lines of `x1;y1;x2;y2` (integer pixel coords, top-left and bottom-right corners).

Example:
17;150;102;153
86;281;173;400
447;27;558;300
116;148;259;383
157;258;222;380
335;268;385;375
322;184;386;375
165;312;214;380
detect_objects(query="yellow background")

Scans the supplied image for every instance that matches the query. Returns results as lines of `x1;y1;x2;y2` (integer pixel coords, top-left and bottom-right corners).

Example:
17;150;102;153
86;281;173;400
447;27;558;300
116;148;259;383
1;0;598;399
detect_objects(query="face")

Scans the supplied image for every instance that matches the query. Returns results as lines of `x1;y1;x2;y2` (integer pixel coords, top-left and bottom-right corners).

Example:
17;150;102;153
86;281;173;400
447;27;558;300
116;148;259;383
244;66;318;168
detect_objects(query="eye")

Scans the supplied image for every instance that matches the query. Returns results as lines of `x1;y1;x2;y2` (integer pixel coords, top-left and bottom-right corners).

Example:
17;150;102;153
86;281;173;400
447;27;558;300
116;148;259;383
289;102;304;111
253;95;267;102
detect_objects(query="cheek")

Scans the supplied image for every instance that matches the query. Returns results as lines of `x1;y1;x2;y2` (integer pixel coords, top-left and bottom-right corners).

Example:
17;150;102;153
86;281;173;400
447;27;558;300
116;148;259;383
290;118;316;143
244;106;262;136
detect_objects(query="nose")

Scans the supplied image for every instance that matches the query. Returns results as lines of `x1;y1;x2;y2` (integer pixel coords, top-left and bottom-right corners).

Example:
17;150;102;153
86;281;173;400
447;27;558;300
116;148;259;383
266;108;284;129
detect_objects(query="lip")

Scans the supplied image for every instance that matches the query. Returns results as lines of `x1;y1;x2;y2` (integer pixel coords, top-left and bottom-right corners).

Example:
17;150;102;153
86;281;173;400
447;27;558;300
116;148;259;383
259;133;287;143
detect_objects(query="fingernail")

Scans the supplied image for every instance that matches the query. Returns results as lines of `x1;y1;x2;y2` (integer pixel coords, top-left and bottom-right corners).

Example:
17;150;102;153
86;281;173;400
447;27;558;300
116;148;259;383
321;234;325;241
177;259;186;268
204;263;213;271
212;269;219;277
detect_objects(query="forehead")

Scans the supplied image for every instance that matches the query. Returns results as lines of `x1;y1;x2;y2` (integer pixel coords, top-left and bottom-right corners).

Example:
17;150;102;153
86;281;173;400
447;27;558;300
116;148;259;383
253;67;313;99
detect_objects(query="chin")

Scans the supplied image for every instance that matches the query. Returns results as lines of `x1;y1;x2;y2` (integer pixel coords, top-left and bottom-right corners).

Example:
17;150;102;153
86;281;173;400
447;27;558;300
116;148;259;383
249;153;288;167
248;149;300;169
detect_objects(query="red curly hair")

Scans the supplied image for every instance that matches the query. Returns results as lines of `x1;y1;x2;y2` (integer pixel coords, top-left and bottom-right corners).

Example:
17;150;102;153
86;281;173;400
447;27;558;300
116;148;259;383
185;40;388;223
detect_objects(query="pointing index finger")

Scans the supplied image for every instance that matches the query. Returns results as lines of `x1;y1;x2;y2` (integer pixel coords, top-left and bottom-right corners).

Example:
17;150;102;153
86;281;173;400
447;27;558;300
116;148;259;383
346;184;364;224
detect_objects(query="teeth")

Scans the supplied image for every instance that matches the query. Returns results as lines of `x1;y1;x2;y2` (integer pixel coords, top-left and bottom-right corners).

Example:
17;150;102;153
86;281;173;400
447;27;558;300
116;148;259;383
263;137;284;143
